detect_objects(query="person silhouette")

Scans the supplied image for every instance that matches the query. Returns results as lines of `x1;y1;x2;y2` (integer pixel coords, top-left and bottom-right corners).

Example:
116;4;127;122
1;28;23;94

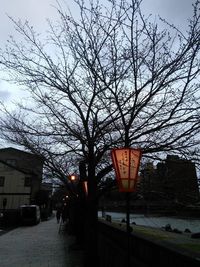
56;208;61;224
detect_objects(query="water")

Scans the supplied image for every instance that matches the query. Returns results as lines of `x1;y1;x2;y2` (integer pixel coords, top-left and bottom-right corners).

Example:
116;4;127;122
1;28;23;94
99;211;200;233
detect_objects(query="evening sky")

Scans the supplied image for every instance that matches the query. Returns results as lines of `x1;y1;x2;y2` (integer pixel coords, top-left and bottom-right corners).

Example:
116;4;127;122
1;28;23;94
0;0;194;104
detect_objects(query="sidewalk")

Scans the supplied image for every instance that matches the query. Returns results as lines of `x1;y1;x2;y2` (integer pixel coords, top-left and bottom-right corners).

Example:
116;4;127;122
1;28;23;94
0;215;83;267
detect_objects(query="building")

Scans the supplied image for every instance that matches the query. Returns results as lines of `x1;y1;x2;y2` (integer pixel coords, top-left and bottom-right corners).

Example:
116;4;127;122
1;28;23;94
139;162;158;195
157;155;199;204
41;182;53;196
140;155;199;204
0;147;44;210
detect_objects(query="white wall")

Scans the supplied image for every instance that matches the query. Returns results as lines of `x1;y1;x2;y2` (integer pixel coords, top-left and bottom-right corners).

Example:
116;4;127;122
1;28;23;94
0;162;31;209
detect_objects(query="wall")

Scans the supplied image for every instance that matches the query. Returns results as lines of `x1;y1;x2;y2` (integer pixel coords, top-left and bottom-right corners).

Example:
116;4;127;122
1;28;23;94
0;162;31;209
0;148;44;207
98;220;200;267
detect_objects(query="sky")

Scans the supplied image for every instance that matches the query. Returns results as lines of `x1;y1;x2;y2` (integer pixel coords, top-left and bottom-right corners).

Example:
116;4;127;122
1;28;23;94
0;0;195;105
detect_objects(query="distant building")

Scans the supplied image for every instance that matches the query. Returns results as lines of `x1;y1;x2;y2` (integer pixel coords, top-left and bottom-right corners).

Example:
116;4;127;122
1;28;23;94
0;147;44;210
158;155;199;204
41;182;53;196
139;162;157;194
140;155;199;204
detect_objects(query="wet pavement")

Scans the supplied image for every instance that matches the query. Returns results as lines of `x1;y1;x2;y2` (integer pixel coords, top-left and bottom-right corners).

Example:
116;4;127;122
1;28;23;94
0;215;83;267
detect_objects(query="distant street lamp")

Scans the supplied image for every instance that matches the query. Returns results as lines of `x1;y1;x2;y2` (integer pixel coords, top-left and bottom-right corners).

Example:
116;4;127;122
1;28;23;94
68;174;79;196
111;147;142;267
69;174;77;182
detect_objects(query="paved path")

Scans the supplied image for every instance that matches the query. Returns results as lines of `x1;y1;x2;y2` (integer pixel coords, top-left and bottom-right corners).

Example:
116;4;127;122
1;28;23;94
0;216;83;267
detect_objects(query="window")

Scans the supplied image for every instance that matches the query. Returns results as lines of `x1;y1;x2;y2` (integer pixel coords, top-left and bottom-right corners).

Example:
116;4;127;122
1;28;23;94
0;176;5;186
6;159;17;166
24;177;31;187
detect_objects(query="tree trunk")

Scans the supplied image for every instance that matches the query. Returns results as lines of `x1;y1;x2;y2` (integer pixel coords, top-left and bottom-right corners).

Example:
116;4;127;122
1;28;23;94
84;196;98;267
84;153;99;267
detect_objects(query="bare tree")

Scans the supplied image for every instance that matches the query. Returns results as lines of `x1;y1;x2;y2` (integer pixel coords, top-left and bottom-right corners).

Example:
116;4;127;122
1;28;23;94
0;0;200;265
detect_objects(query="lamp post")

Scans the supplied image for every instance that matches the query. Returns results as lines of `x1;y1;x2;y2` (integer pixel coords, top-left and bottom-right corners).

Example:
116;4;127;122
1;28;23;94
69;171;86;249
68;174;79;197
111;148;142;267
78;160;88;197
82;181;88;196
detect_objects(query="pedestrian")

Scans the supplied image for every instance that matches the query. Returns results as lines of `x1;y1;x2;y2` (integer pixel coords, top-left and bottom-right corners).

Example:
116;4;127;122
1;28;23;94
56;209;61;224
61;203;69;223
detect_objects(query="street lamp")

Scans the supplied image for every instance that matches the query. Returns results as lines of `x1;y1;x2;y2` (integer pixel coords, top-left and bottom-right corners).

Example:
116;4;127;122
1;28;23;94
69;174;77;182
68;174;79;196
111;148;142;192
111;147;142;267
69;174;80;185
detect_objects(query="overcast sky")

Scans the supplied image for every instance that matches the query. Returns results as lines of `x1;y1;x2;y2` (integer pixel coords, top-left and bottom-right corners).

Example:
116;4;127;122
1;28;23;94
0;0;195;105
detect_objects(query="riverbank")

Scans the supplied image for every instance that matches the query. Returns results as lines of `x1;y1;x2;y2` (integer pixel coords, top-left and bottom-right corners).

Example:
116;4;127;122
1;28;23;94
101;207;200;219
99;211;200;233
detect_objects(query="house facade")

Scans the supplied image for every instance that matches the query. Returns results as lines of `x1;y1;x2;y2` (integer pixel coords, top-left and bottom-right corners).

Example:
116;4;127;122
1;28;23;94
0;147;44;210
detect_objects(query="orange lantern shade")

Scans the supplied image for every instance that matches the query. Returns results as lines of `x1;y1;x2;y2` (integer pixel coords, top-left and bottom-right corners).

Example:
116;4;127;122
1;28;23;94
111;148;142;192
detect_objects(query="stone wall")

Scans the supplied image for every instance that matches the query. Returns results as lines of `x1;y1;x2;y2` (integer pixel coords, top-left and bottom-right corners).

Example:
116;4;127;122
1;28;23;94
98;220;200;267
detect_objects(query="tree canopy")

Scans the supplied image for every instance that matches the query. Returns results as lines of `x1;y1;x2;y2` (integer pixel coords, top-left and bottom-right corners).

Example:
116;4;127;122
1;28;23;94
0;0;200;188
